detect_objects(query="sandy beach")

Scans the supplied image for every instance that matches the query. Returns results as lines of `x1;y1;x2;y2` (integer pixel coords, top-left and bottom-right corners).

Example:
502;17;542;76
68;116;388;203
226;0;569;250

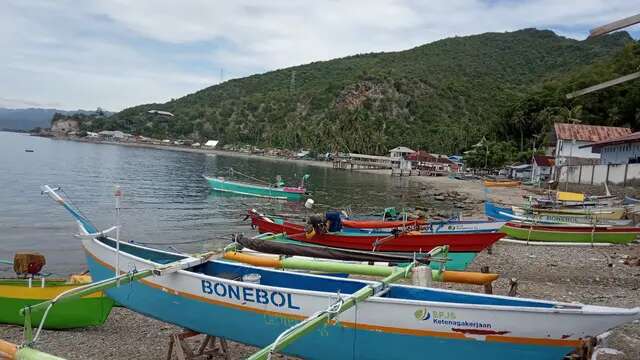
2;138;640;359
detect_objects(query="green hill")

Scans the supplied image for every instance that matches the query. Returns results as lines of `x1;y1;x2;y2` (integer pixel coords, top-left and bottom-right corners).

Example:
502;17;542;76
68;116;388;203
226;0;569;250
84;28;633;155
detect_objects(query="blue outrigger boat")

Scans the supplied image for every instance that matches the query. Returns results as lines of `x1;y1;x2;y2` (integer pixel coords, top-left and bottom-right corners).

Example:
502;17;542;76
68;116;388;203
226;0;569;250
40;186;640;360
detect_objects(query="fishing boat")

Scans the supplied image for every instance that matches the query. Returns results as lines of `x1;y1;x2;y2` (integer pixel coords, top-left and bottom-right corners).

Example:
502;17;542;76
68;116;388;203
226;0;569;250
248;209;503;254
0;254;113;329
42;186;640;360
484;201;515;221
513;205;626;221
500;222;640;244
483;179;521;188
204;170;309;201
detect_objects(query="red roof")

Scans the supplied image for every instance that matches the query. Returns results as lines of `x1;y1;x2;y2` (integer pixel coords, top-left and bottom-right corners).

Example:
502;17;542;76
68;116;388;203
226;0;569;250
406;150;452;164
533;155;554;167
554;123;632;142
587;131;640;151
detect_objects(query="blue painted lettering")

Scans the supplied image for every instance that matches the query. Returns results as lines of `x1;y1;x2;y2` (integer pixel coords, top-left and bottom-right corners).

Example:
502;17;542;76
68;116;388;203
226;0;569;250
255;289;269;304
243;287;255;302
228;285;240;300
287;294;300;310
213;282;227;297
271;292;286;307
201;280;213;294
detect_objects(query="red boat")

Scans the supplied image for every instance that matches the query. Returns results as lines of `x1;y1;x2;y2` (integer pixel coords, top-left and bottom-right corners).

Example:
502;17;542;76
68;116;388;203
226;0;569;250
247;209;504;253
341;218;426;229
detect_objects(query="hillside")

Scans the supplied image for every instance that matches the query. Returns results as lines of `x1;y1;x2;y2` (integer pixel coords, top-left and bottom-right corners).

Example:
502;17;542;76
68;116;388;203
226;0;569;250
0;108;112;131
83;29;633;154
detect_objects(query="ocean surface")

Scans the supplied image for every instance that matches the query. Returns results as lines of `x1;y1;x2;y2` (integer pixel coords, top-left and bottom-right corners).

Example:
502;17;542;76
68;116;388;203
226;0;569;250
0;131;428;275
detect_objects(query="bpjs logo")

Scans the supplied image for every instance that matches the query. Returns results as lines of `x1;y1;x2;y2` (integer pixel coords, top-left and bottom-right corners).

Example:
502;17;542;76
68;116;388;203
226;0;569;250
414;308;456;321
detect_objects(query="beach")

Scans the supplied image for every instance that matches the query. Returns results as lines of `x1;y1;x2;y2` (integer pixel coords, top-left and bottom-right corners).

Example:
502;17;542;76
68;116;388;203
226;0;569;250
2;137;640;359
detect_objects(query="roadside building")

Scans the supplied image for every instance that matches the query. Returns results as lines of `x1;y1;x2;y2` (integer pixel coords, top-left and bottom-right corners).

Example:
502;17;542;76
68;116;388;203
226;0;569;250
550;123;632;166
406;151;455;174
389;146;415;159
507;164;532;179
531;155;554;182
584;131;640;164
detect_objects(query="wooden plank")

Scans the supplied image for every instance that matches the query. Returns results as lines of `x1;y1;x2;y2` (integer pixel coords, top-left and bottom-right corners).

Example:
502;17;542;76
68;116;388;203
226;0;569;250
565;71;640;99
588;13;640;38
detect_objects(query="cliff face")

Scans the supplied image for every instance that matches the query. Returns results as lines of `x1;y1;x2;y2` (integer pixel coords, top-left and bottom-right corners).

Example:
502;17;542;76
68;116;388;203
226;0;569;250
51;118;80;133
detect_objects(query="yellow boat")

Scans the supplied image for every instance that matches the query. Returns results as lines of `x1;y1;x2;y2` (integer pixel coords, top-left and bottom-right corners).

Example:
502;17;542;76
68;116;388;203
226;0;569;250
483;180;521;188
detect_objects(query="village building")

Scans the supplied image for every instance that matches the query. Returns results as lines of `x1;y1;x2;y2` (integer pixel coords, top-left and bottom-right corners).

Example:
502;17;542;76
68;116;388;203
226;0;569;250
405;151;457;174
584;131;640;164
389;146;415;159
531;155;554;182
507;164;532;179
204;140;219;148
550;123;632;166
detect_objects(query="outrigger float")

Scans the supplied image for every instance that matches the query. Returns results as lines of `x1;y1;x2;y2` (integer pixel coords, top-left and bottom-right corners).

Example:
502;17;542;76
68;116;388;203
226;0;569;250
13;185;637;360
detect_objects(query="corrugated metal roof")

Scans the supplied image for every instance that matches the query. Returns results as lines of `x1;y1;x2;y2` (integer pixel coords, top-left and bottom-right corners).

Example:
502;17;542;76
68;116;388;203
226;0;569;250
533;155;554;167
587;131;640;150
389;146;415;153
554;123;632;142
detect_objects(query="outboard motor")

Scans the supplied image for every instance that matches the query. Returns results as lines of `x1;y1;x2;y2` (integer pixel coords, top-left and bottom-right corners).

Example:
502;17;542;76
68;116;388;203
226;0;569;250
325;211;343;232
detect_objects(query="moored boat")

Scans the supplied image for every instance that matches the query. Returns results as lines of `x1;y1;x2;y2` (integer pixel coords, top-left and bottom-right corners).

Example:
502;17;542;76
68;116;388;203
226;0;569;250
248;209;504;253
0;278;114;329
513;205;626;221
204;172;309;201
500;222;640;244
483;180;521;187
45;187;640;360
624;195;640;205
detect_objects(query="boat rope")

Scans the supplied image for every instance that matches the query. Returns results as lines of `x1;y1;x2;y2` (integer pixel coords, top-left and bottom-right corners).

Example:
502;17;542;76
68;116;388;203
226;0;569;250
225;167;275;186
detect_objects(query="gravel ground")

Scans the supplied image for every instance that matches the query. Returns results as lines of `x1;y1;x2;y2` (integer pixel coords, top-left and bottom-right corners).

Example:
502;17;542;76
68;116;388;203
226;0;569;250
2;179;639;359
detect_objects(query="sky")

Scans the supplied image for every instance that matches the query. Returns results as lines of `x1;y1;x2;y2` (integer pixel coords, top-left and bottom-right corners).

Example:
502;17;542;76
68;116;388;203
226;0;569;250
1;0;638;111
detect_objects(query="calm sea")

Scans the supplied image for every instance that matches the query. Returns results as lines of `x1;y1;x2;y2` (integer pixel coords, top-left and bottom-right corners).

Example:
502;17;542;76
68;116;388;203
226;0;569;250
0;131;428;275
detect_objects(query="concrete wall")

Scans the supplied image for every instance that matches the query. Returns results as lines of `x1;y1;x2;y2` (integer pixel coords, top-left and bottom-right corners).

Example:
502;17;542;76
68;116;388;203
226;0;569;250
559;163;640;186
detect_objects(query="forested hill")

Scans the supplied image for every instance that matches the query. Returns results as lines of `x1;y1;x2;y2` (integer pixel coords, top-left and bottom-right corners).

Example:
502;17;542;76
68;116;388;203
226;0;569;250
86;29;634;154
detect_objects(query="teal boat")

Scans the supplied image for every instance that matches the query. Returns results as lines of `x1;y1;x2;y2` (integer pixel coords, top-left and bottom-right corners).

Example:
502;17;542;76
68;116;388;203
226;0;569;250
204;173;309;201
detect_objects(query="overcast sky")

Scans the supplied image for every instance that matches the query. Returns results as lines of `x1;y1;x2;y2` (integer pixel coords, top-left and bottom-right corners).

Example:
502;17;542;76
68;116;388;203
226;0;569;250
1;1;638;111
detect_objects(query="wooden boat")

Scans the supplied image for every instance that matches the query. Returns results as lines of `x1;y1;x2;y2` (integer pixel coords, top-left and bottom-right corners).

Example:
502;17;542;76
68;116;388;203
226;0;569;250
0;276;114;329
342;218;426;229
483;180;521;187
513;205;626;221
248;210;504;253
484;201;515;221
501;222;640;244
45;187;640;360
234;233;478;271
204;173;309;201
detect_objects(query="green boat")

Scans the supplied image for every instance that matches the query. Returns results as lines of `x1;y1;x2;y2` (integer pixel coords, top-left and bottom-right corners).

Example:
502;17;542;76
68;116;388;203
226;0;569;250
204;173;309;201
501;222;640;244
0;277;114;329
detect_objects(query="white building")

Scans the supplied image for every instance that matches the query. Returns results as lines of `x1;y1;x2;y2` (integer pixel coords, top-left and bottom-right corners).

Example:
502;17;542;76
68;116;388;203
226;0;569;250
531;155;554;182
389;146;415;159
204;140;219;148
586;132;640;164
551;123;632;166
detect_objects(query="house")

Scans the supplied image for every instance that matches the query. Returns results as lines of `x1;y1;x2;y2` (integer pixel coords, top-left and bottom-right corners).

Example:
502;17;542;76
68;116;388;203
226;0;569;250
532;155;554;182
147;110;175;117
507;164;532;179
584;131;640;164
98;130;131;141
550;123;632;166
405;151;455;174
389;146;415;159
204;140;219;148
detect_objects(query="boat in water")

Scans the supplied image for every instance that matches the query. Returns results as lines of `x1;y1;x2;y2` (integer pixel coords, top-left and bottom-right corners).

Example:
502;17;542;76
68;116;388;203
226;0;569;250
500;222;640;244
204;170;309;201
43;186;640;360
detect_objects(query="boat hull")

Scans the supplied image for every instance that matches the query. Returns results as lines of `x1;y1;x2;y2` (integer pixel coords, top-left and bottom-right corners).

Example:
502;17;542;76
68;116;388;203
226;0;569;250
83;238;634;360
501;223;640;244
483;180;521;187
205;177;305;201
0;280;114;329
248;211;503;253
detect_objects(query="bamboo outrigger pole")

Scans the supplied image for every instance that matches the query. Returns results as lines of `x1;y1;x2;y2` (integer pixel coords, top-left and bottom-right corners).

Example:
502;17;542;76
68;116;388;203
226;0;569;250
247;264;414;360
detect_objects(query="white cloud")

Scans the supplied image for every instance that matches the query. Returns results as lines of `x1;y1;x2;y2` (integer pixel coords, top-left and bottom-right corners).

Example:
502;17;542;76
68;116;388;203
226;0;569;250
0;0;638;110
